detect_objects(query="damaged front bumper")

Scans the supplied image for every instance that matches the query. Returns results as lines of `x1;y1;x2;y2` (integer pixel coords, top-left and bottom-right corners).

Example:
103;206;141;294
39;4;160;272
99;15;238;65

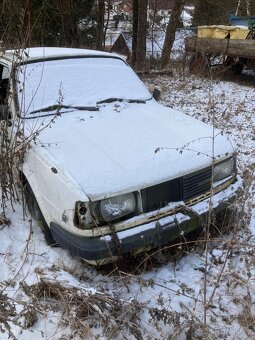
50;177;241;265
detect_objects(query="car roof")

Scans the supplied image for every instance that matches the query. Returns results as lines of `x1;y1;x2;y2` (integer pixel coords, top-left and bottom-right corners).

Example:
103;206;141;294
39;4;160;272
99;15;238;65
1;47;122;64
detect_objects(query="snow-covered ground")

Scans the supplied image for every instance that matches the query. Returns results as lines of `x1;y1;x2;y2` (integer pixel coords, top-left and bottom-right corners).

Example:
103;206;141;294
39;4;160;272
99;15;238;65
1;70;255;339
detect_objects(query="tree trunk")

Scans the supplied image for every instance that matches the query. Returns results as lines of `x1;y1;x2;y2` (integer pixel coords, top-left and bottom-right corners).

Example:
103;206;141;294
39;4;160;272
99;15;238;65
132;0;139;66
103;0;111;50
246;0;251;15
56;0;79;47
160;0;185;68
150;0;157;59
96;0;105;50
21;0;32;46
136;0;148;70
235;0;242;15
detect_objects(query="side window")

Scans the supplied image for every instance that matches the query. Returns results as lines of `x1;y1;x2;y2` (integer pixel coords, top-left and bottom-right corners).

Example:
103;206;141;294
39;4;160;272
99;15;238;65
0;63;11;121
0;63;10;105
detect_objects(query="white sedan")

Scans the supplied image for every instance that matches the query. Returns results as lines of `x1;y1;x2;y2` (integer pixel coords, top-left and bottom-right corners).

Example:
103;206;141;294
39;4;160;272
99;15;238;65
0;47;241;265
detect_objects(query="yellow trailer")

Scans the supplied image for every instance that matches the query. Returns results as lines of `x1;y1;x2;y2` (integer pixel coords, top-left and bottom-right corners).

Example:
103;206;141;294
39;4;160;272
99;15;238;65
197;25;249;39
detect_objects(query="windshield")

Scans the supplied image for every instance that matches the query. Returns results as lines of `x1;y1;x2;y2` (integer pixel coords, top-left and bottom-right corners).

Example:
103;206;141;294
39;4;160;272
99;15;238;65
17;57;151;117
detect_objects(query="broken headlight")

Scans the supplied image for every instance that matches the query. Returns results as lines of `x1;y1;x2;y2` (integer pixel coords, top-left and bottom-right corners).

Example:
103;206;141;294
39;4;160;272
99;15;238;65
74;201;89;229
213;157;235;182
75;193;137;229
91;192;136;223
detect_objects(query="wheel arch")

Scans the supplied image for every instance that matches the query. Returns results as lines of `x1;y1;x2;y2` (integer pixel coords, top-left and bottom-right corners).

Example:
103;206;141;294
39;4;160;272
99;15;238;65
19;169;51;224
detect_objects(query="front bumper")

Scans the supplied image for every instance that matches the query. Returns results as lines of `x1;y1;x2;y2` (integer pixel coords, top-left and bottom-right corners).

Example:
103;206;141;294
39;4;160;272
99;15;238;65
50;178;241;264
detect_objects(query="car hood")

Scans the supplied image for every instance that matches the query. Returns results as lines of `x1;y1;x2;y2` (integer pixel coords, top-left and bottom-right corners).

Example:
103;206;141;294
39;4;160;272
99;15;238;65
28;101;234;200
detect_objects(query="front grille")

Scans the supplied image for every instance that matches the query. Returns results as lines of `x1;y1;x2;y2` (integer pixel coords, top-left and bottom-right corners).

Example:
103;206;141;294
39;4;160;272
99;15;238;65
183;166;212;201
141;166;212;213
141;177;182;213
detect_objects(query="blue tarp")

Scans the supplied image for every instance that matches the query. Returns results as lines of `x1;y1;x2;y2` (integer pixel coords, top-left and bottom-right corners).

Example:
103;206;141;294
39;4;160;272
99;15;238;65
229;15;255;29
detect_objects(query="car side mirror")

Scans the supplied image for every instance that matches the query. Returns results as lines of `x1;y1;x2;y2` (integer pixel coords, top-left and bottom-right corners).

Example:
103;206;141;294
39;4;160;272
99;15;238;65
152;88;161;101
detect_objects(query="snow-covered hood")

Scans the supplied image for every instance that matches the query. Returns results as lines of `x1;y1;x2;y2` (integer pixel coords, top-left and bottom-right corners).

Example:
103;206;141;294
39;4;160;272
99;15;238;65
27;101;234;200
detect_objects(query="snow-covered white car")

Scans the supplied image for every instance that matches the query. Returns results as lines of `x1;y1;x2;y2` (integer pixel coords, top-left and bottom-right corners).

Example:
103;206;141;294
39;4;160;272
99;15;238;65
0;47;241;265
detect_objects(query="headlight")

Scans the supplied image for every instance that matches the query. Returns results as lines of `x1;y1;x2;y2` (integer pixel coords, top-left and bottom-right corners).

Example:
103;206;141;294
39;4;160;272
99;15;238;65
213;157;235;182
74;193;136;229
92;193;136;223
74;201;89;229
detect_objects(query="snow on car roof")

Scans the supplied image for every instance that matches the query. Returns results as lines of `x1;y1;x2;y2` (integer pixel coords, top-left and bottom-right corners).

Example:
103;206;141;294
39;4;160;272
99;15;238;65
3;47;121;63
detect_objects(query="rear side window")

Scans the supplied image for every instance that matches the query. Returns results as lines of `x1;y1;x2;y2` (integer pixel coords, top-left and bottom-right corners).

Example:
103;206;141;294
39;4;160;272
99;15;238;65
0;63;10;104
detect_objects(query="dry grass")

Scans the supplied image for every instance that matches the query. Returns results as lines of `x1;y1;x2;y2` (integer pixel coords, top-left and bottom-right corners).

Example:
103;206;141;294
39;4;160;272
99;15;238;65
21;278;144;339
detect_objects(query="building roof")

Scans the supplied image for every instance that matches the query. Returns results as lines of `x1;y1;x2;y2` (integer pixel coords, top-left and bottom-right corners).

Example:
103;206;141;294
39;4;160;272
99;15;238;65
111;28;195;59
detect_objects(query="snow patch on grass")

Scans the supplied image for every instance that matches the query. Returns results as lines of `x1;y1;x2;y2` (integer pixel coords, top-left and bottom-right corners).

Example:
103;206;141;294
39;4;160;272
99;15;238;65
1;71;255;339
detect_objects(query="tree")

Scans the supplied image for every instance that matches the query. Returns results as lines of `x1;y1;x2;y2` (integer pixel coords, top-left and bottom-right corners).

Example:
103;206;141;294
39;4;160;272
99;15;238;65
132;0;148;70
131;0;139;66
21;0;32;46
96;0;105;50
192;0;223;26
54;0;79;47
0;0;96;48
236;0;255;16
192;0;255;26
136;0;148;70
160;0;185;68
193;0;255;26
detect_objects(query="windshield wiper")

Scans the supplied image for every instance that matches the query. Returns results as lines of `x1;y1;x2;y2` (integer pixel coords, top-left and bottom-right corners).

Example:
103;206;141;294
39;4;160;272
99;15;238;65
30;104;99;114
96;97;148;104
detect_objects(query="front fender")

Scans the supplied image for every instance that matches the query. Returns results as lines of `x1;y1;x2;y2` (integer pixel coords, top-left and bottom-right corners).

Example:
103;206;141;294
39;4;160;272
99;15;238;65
22;147;88;231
